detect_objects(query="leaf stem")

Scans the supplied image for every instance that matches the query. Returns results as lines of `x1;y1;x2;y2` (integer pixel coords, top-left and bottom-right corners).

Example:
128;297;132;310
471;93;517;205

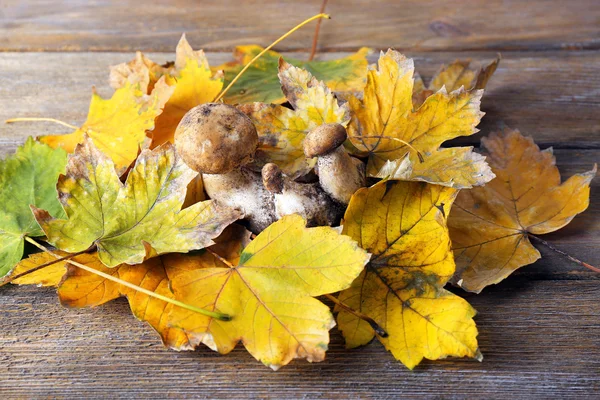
206;248;235;268
214;13;330;102
350;135;425;163
0;249;87;288
24;237;232;321
528;233;600;273
324;293;388;337
5;117;78;130
308;0;329;61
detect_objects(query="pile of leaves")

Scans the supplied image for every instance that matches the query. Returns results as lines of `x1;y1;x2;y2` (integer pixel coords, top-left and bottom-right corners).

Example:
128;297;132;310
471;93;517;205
1;27;596;371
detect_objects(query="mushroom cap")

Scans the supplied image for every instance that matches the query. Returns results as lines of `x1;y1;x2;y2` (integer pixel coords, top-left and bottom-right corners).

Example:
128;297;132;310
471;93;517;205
174;103;258;174
262;163;284;194
303;123;348;158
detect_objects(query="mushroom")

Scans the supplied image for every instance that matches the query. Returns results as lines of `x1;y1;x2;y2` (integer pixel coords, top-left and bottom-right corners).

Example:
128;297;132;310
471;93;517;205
303;123;366;204
262;163;343;227
174;103;277;233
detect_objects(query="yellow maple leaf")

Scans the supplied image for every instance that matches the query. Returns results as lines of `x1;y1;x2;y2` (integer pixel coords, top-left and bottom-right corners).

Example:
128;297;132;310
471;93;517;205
167;214;370;370
39;81;169;172
109;34;223;148
449;128;596;293
240;59;350;178
347;50;494;189
412;56;500;108
7;224;253;349
337;180;480;369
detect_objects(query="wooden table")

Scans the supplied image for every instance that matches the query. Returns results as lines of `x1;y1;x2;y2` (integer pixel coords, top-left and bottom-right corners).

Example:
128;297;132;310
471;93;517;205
1;1;599;398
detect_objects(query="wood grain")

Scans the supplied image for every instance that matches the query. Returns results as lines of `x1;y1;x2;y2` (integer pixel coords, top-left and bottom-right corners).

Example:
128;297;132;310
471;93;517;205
1;51;600;151
1;4;600;396
1;280;599;398
1;0;599;52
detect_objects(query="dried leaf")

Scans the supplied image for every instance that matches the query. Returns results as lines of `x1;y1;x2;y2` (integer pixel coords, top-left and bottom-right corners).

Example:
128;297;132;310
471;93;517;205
215;45;371;104
413;57;500;108
0;138;67;278
240;59;350;178
39;82;169;173
347;50;494;189
168;214;370;370
110;35;223;148
449;128;596;293
337;180;480;369
9;225;252;349
32;136;241;267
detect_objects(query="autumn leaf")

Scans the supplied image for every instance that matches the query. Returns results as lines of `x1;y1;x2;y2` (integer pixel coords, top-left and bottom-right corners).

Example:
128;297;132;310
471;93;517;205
0;138;67;278
347;50;494;189
336;180;480;369
240;59;350;178
110;34;224;147
167;214;370;370
32;136;242;267
8;224;252;349
214;45;371;104
38;81;169;173
449;128;596;293
413;56;500;107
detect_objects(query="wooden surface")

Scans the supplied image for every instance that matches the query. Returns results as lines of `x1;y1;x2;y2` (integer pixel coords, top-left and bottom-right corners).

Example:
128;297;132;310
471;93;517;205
0;1;599;398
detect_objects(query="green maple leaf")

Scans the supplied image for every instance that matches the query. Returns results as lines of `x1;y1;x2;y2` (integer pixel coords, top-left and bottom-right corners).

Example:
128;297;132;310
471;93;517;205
33;136;242;267
0;138;67;278
214;45;372;104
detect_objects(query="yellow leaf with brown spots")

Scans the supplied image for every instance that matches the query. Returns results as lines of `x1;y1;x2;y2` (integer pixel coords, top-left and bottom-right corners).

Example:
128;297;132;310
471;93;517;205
412;57;500;108
449;128;596;293
39;81;168;173
337;180;480;370
168;214;370;370
240;59;350;178
32;136;241;268
347;50;494;189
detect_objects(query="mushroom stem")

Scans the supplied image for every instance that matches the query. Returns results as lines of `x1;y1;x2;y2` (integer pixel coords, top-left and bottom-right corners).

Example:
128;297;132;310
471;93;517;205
303;124;366;204
262;163;343;227
316;147;366;204
203;168;277;234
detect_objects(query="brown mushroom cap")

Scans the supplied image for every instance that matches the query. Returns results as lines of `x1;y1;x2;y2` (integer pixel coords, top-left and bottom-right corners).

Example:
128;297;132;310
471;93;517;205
262;163;284;194
303;123;348;158
174;103;258;174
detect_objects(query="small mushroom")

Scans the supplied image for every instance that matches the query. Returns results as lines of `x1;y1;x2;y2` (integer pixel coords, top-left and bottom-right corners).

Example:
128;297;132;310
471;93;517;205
175;103;277;233
303;123;366;204
262;163;343;227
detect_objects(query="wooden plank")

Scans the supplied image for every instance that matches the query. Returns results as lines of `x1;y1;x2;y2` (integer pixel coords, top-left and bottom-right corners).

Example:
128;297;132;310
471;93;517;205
1;0;599;52
1;280;599;397
0;51;598;282
1;51;600;151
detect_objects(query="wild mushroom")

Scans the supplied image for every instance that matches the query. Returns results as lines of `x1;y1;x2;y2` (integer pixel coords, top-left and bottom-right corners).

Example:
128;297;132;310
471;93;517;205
262;163;343;227
174;103;277;233
303;123;366;204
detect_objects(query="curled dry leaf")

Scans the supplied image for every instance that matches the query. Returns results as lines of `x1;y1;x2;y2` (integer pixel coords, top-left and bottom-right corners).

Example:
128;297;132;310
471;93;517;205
337;180;480;370
240;59;350;178
0;138;67;278
449;128;597;293
168;214;370;370
32;136;242;267
111;34;224;148
39;81;170;173
413;56;500;108
214;45;371;104
347;50;494;189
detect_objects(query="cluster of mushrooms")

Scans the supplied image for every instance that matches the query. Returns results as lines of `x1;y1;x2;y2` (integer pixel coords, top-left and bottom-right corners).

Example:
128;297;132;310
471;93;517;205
175;103;366;233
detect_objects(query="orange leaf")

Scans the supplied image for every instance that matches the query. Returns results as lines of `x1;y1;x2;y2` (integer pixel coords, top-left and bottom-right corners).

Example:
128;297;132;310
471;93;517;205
449;128;596;293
